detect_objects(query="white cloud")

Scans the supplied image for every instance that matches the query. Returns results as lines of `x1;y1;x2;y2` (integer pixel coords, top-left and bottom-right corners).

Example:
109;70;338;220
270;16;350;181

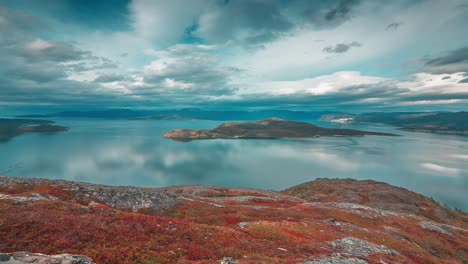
24;39;53;51
129;0;211;46
242;71;387;96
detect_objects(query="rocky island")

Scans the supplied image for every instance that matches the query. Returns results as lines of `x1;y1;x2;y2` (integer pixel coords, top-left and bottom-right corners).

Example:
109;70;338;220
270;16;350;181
0;118;68;141
163;118;397;141
0;176;466;263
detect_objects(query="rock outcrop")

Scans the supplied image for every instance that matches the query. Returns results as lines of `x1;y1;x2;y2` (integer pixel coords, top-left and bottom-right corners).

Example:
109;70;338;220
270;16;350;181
0;252;94;264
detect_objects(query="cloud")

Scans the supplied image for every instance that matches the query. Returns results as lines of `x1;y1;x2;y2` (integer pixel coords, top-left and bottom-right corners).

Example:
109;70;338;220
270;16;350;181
215;71;468;111
194;0;292;46
128;0;369;48
6;62;67;83
302;0;361;29
93;73;126;83
423;46;468;74
21;39;90;62
129;0;212;46
323;41;362;53
0;6;124;107
141;46;241;95
385;22;402;31
0;7;44;47
1;0;468;112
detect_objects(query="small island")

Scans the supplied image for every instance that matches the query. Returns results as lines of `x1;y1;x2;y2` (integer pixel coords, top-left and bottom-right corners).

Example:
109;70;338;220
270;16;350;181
163;118;398;141
0;118;68;141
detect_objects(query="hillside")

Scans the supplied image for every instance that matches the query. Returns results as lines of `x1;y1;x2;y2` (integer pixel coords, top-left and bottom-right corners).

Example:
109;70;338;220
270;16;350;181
0;176;466;263
163;118;397;141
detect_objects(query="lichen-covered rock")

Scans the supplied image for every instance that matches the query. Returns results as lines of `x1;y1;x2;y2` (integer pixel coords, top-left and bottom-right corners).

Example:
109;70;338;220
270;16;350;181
419;221;452;235
305;255;368;264
0;252;94;264
219;257;238;264
0;176;180;212
331;237;399;257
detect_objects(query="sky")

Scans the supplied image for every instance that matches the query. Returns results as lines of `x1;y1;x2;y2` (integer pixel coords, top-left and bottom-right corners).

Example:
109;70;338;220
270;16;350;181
1;0;468;114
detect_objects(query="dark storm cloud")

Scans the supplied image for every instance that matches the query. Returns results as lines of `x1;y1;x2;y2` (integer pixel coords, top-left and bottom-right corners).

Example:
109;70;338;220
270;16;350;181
323;42;362;53
423;47;468;74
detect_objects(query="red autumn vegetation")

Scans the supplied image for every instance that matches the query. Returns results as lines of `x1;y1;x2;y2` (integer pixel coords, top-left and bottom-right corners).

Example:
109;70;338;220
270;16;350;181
0;176;466;263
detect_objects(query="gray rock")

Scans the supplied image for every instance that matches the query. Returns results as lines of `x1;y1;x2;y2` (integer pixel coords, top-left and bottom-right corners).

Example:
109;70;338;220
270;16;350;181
220;257;238;264
305;255;368;264
0;176;180;212
419;221;452;235
0;252;94;264
0;193;47;203
331;237;399;257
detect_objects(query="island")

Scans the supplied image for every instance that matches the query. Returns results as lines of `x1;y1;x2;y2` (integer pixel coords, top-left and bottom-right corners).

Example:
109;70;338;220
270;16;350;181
0;118;68;141
163;118;398;141
0;176;466;263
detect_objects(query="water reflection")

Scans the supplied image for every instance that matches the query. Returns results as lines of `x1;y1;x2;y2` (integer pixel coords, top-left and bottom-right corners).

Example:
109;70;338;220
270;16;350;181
0;118;467;210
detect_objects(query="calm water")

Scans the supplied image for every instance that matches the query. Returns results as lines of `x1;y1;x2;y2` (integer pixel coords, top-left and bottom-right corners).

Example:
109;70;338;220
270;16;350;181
1;118;467;210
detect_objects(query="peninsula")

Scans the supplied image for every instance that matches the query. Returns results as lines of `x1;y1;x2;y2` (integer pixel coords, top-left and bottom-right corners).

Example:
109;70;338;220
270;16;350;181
0;118;68;141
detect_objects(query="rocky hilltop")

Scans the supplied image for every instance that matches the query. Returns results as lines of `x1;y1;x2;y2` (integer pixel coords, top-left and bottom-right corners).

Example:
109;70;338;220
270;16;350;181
163;118;397;141
0;176;466;263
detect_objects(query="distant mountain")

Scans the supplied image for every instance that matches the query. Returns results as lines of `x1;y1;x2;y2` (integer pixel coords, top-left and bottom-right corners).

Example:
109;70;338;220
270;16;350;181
130;113;200;121
18;109;336;121
18;109;154;119
320;111;468;134
163;118;398;141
